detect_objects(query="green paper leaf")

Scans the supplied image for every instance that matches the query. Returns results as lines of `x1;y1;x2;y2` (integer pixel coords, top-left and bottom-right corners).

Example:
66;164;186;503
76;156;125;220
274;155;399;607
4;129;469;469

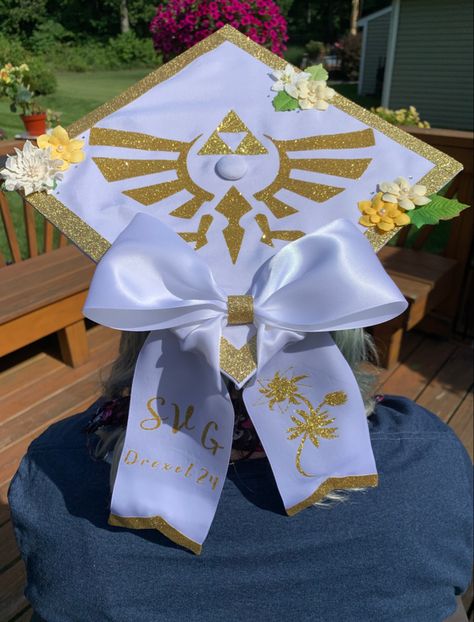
306;64;329;82
272;91;299;112
409;194;469;229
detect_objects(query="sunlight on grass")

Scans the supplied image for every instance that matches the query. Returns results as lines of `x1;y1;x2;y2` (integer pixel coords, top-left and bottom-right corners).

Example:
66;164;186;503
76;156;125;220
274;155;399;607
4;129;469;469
0;69;150;138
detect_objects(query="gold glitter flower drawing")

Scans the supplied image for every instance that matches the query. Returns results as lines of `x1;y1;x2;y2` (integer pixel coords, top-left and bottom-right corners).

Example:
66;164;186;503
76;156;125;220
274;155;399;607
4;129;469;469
259;371;347;477
257;369;310;411
89;119;375;264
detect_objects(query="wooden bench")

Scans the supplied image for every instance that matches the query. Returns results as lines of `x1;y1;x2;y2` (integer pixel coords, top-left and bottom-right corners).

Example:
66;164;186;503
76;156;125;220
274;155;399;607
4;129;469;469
373;129;474;368
0;145;95;366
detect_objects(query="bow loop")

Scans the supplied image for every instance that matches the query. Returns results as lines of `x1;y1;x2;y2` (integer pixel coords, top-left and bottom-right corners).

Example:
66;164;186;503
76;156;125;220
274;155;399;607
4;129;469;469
251;219;407;332
85;213;226;331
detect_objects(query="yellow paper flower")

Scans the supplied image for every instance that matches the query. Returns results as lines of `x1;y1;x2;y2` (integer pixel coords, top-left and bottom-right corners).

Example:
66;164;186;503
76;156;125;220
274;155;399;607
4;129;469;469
37;125;85;171
358;192;411;233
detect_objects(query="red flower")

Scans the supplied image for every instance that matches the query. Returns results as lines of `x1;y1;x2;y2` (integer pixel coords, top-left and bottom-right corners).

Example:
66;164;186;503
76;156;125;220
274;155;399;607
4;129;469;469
149;0;287;60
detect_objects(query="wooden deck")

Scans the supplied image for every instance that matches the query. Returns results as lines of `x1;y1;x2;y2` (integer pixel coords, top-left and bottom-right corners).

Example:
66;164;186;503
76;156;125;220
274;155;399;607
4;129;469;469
0;326;472;621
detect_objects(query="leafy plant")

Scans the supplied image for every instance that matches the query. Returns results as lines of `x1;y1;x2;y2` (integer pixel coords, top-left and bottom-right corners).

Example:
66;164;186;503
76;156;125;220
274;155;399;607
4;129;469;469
0;63;45;115
305;40;325;60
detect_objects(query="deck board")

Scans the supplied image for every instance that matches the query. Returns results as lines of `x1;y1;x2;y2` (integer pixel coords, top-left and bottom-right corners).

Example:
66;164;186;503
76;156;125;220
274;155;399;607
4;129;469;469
0;328;472;621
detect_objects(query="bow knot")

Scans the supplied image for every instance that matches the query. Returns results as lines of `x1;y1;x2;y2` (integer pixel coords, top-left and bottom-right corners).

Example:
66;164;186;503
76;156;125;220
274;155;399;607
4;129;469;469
227;295;254;325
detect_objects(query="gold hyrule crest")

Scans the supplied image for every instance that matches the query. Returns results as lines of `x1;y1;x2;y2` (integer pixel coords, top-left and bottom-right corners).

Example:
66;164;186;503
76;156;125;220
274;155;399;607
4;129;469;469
90;122;376;265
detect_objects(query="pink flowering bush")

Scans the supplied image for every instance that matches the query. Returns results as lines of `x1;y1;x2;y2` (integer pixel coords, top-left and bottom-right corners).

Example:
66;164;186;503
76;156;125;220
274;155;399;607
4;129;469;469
149;0;288;60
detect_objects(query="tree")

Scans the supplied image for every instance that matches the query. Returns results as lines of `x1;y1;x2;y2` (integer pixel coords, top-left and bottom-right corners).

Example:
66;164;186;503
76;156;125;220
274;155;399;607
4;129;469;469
120;0;131;33
350;0;359;35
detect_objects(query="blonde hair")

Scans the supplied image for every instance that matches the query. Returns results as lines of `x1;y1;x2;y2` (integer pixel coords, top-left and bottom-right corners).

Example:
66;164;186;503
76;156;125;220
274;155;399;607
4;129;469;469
100;328;378;504
104;328;377;404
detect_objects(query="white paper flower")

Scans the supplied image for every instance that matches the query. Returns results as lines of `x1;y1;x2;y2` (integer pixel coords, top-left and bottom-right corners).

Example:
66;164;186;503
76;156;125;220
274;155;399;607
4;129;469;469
0;141;63;196
271;64;310;98
296;78;336;111
379;176;431;210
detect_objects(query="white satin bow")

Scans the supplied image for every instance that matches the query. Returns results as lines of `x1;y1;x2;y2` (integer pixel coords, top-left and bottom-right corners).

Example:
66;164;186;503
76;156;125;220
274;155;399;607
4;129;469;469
85;213;405;385
84;214;407;554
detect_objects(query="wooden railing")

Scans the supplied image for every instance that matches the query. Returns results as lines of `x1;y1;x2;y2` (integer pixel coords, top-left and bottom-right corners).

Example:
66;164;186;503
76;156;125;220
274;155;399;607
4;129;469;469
404;127;473;335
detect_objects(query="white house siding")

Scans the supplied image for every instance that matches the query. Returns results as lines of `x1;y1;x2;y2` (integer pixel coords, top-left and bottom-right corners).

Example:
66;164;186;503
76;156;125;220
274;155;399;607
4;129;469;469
360;12;391;96
388;0;473;130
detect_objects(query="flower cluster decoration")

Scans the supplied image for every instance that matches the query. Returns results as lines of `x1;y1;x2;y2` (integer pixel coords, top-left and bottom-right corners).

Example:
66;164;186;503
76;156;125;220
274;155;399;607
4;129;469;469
0;141;63;196
149;0;288;60
380;177;430;210
359;177;468;234
271;63;335;112
0;126;85;196
37;125;85;171
358;192;410;233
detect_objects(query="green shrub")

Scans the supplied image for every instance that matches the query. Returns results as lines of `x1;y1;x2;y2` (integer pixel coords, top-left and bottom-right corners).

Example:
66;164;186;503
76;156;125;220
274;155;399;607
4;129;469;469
46;34;159;71
1;30;159;75
0;33;28;66
25;57;57;95
305;40;325;60
29;20;75;54
283;45;305;68
106;32;157;68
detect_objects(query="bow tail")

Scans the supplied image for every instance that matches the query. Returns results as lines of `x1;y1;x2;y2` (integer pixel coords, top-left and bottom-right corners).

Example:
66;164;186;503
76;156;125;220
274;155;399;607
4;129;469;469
242;332;378;515
109;330;234;554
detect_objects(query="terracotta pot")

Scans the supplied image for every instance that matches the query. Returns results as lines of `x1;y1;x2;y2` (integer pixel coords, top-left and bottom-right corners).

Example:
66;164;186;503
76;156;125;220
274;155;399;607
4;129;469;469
20;112;47;137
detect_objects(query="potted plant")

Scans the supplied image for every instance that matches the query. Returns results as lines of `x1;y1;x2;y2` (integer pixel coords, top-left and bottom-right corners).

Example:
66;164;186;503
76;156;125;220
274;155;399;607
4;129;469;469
0;63;47;137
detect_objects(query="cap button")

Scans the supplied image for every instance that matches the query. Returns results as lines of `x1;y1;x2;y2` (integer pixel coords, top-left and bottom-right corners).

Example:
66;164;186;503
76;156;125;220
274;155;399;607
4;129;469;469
215;155;247;181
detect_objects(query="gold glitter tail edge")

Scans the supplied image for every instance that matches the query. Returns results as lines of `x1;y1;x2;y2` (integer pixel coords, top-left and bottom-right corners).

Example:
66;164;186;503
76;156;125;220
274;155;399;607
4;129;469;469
108;513;202;555
286;474;378;516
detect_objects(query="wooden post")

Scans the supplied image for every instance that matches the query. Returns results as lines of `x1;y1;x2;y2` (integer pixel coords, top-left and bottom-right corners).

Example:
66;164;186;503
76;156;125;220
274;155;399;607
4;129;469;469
58;320;90;368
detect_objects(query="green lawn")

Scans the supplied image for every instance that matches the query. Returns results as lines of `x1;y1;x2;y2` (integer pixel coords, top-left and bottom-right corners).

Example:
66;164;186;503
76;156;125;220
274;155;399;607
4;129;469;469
0;69;151;139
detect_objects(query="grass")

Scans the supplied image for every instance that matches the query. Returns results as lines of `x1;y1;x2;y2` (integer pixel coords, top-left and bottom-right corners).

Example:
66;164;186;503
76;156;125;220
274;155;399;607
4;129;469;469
0;68;380;261
0;69;151;139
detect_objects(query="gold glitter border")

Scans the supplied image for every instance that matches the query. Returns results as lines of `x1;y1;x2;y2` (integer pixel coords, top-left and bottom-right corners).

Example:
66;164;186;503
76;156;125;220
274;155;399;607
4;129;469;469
286;474;379;516
25;192;110;261
24;25;463;371
109;513;202;555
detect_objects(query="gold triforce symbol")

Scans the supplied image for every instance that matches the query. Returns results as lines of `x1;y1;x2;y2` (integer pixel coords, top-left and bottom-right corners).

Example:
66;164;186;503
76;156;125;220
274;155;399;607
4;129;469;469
198;111;267;156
